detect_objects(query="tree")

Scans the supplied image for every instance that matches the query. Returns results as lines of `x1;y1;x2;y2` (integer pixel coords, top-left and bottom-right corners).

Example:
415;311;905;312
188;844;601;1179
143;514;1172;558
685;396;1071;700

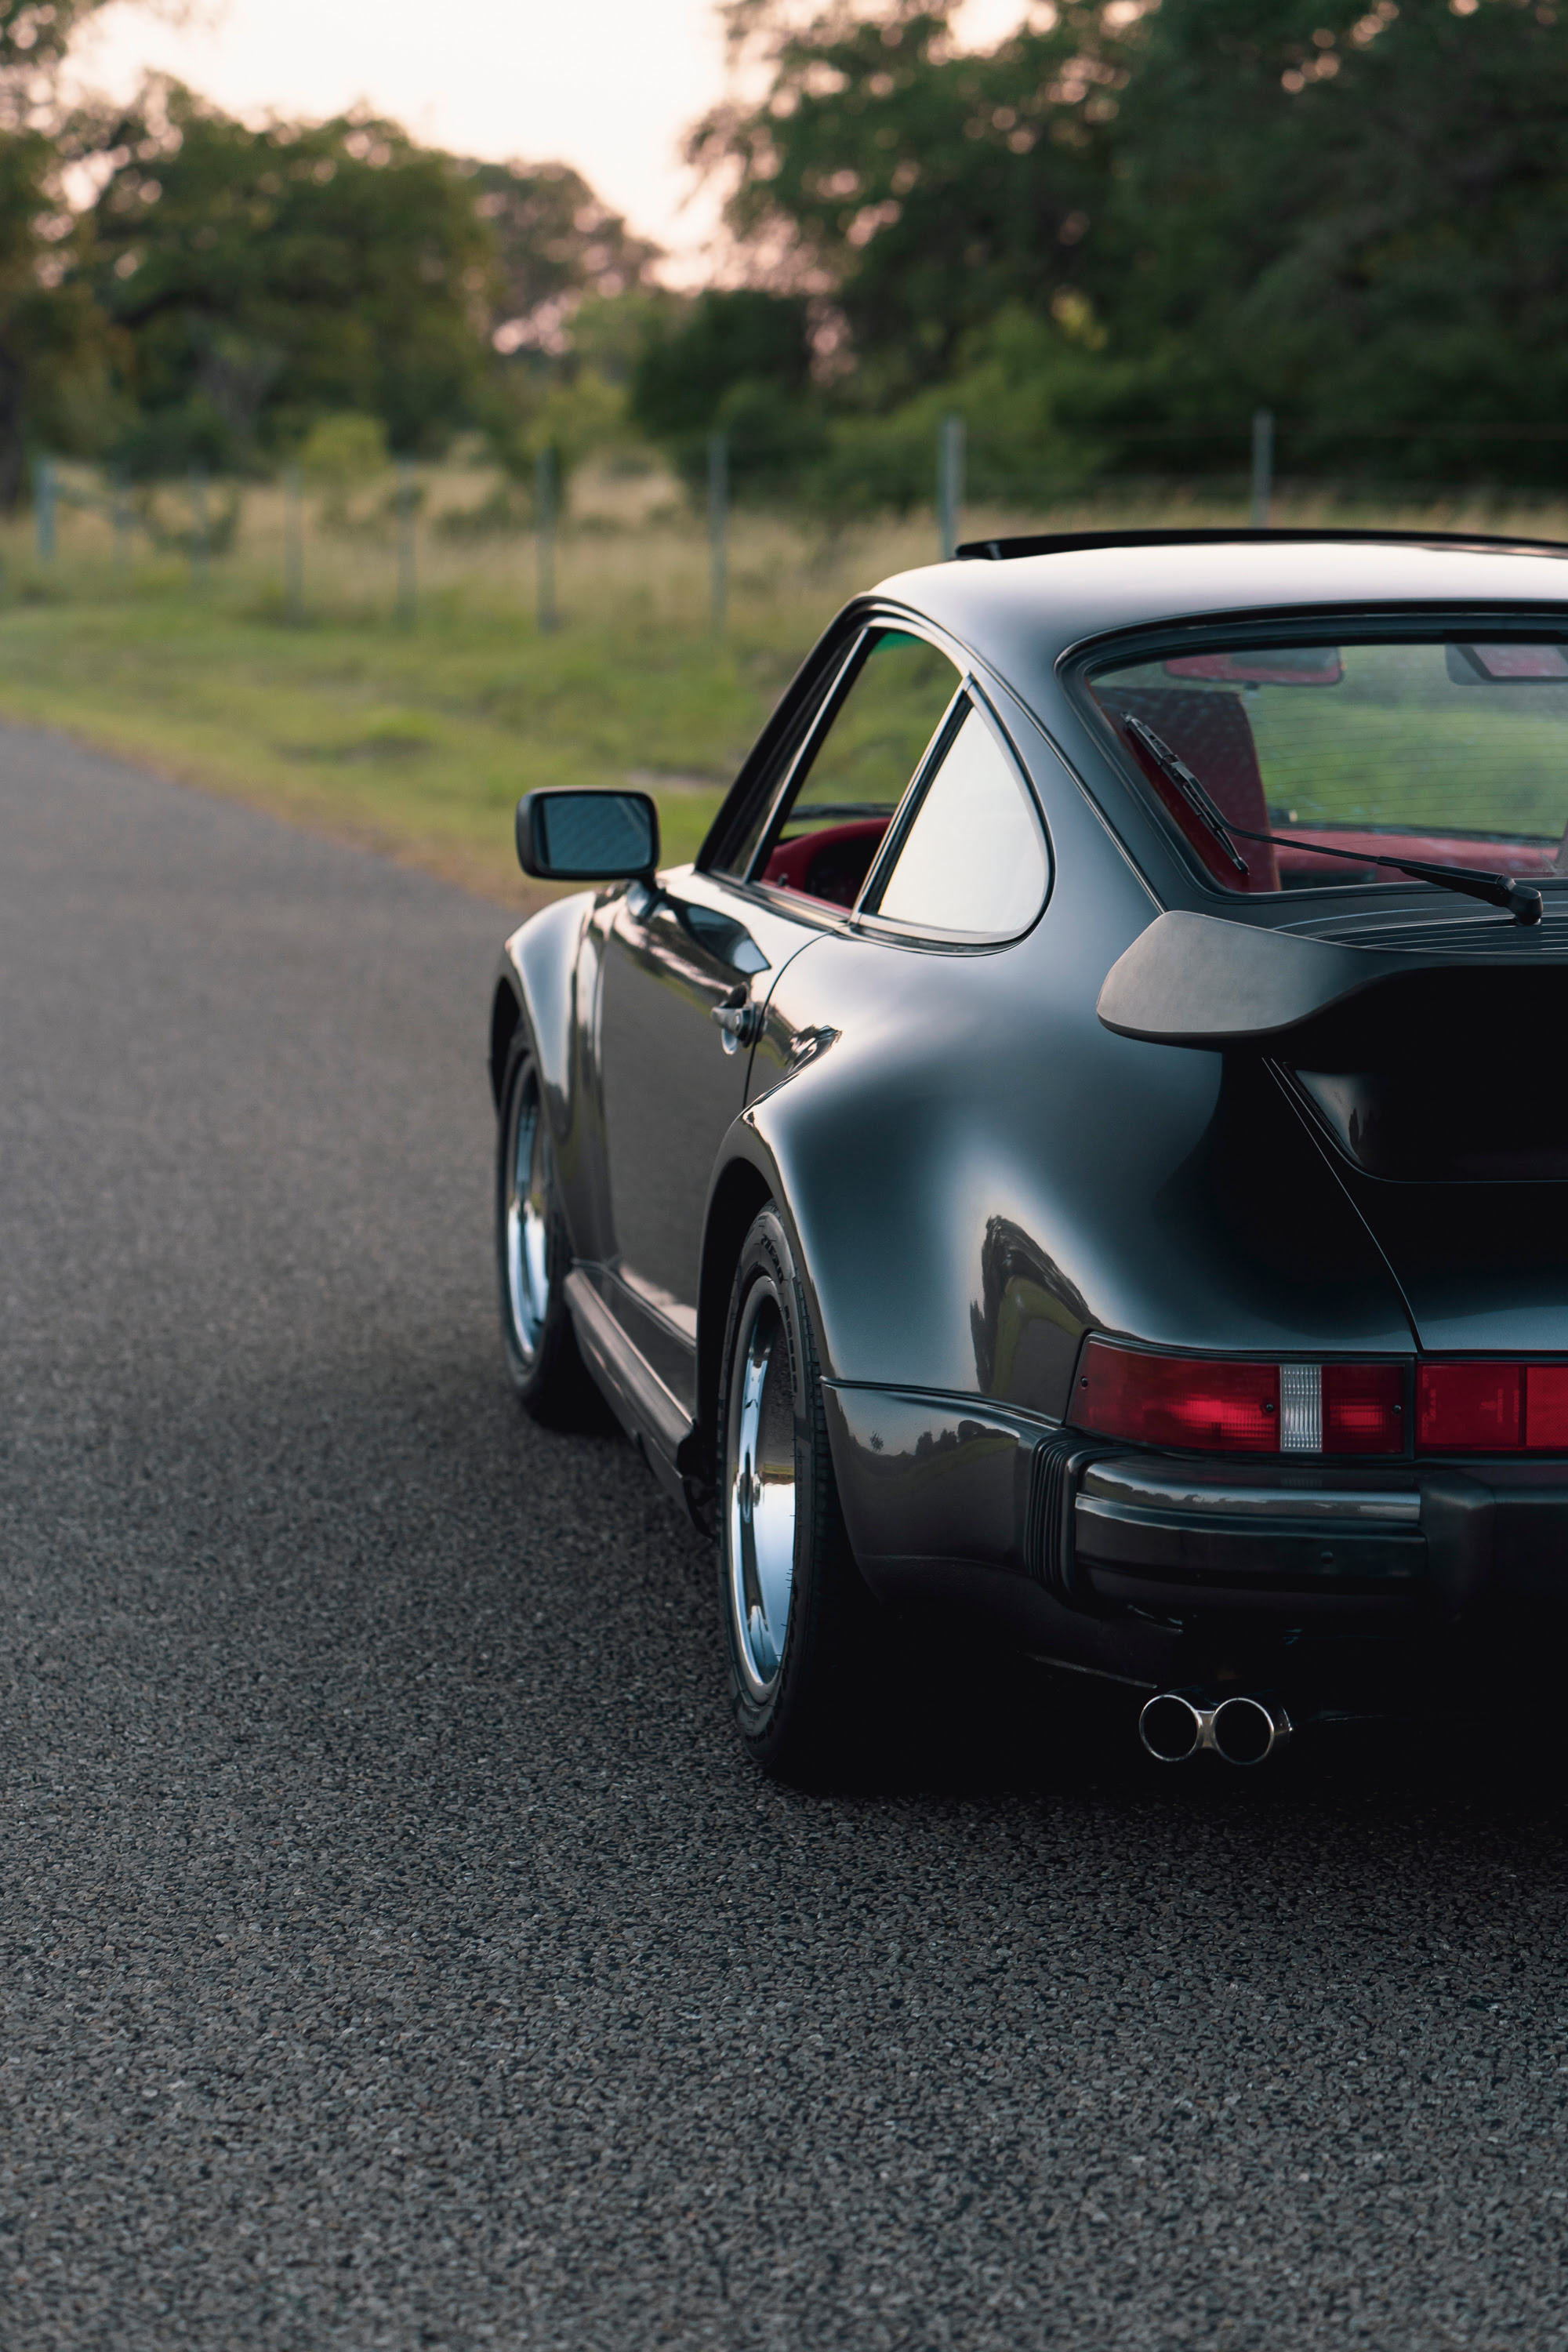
0;2;122;503
1105;0;1568;481
690;1;1116;402
82;79;503;473
694;0;1568;489
629;288;825;488
0;123;103;503
469;158;660;358
0;0;111;88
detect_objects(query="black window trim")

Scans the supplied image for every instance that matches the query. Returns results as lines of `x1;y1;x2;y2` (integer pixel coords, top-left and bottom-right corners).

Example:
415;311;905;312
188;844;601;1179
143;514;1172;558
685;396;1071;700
700;604;1051;946
741;625;882;885
699;621;874;889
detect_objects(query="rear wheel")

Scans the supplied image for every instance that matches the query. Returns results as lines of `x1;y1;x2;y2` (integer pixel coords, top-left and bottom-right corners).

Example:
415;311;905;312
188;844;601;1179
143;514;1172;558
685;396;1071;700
717;1205;873;1780
495;1029;595;1424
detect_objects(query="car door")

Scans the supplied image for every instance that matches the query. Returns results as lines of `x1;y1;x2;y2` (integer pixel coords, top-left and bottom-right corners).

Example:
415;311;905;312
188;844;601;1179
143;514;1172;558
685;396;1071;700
596;622;967;1403
596;872;820;1394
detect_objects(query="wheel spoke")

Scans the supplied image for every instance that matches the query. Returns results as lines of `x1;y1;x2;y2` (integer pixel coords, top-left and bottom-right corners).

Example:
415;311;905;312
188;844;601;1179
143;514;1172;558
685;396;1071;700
727;1286;797;1697
506;1075;550;1361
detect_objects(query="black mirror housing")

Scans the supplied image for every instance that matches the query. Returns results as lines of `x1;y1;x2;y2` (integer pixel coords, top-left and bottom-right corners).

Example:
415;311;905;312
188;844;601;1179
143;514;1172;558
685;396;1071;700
515;788;659;882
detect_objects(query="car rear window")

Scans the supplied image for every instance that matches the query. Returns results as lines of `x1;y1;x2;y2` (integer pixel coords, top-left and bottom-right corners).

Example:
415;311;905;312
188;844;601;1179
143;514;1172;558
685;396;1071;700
1086;633;1568;895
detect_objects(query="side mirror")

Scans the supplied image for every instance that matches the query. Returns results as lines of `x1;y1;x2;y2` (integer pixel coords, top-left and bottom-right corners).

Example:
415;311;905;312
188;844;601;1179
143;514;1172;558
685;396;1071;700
515;788;659;882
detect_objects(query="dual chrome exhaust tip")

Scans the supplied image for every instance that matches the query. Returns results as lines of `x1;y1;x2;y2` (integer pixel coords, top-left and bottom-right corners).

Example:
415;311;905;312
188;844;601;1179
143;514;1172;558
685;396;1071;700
1139;1690;1293;1768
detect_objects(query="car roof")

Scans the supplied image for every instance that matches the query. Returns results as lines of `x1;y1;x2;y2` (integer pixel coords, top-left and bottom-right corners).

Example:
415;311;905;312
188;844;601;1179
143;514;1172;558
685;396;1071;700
873;533;1568;695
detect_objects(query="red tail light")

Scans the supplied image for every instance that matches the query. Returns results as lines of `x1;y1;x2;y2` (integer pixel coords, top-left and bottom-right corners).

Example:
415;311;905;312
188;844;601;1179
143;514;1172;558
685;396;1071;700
1527;1365;1568;1449
1074;1341;1410;1455
1076;1341;1568;1456
1417;1363;1522;1451
1322;1362;1406;1454
1415;1361;1568;1451
1076;1341;1279;1451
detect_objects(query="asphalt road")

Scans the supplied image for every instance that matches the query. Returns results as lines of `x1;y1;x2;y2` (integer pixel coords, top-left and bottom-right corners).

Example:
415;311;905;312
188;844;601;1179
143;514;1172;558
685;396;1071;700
5;723;1568;2351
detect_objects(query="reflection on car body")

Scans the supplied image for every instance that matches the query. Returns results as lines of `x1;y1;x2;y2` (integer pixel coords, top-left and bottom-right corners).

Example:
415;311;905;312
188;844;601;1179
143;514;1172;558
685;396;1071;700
488;526;1568;1778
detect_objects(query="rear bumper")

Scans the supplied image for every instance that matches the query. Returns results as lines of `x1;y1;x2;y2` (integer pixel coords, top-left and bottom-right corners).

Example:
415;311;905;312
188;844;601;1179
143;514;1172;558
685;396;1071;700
823;1382;1568;1642
1075;1454;1568;1624
1075;1457;1428;1618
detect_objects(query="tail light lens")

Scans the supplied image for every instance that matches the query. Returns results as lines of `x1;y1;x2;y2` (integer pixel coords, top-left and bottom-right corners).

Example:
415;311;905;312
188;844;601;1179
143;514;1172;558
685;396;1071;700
1322;1362;1406;1453
1076;1341;1279;1451
1076;1341;1568;1456
1526;1365;1568;1448
1415;1361;1568;1451
1076;1341;1402;1454
1417;1362;1521;1451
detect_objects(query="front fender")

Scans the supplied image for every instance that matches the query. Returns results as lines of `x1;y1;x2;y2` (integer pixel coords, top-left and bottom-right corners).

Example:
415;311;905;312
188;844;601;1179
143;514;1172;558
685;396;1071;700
500;891;594;1104
495;892;607;1253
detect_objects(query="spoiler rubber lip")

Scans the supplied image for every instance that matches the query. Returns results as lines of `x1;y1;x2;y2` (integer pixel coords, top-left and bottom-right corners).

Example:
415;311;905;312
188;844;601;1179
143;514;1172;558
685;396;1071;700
956;527;1568;563
1095;909;1561;1051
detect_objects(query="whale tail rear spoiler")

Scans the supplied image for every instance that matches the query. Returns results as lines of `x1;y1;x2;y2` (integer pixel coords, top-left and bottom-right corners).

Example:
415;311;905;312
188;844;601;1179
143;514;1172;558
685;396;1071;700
1097;910;1568;1062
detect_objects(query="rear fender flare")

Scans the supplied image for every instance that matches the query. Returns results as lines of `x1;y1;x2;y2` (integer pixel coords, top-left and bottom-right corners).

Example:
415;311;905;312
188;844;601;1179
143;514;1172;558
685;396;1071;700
695;1098;873;1486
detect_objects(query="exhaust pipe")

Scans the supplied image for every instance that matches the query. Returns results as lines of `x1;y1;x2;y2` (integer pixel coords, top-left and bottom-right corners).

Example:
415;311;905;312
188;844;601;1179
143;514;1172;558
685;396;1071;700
1139;1689;1293;1766
1211;1693;1292;1766
1138;1690;1212;1763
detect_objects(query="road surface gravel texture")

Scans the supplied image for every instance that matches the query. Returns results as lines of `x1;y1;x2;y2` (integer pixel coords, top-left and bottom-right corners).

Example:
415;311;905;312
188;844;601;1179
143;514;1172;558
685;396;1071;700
2;721;1567;2352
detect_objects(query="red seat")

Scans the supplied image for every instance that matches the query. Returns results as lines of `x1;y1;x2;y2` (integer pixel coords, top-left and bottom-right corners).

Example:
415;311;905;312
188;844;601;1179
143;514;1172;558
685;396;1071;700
1103;688;1279;892
762;817;890;908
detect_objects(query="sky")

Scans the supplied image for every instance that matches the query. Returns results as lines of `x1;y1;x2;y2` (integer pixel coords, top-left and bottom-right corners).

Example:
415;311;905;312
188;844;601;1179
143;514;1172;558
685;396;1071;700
68;0;1028;278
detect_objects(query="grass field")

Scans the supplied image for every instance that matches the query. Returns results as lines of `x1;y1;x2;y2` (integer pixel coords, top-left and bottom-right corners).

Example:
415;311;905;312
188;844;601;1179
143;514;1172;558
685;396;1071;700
4;456;1566;907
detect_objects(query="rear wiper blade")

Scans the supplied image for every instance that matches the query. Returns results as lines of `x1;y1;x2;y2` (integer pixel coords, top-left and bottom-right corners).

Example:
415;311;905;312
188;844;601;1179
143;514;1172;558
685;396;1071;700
1122;714;1249;877
1122;714;1544;927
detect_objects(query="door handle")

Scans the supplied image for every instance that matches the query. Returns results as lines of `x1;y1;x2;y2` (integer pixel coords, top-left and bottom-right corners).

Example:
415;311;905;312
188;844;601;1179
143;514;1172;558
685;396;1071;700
711;986;762;1052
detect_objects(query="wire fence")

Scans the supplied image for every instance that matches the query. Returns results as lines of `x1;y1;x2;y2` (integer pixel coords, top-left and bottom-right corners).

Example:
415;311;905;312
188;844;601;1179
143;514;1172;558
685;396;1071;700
20;418;1568;642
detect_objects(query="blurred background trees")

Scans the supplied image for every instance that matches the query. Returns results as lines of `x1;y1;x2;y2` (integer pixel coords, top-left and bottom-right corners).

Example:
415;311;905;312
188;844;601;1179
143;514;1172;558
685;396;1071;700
688;0;1568;501
0;0;1563;512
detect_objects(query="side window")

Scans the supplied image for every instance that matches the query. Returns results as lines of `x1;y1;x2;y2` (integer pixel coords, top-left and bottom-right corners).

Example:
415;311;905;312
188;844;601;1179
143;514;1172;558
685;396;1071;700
869;699;1048;938
750;629;962;909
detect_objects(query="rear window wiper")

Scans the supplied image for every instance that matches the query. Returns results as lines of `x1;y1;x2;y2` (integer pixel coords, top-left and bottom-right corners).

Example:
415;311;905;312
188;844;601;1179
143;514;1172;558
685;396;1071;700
1121;713;1544;927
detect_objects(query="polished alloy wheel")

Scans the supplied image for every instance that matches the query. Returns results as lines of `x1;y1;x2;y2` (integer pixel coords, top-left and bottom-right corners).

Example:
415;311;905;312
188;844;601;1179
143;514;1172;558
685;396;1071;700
725;1279;797;1699
504;1073;551;1365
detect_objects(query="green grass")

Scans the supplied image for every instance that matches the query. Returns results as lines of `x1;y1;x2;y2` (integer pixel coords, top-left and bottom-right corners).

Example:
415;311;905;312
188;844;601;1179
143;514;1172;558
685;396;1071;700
0;583;807;906
1240;644;1568;840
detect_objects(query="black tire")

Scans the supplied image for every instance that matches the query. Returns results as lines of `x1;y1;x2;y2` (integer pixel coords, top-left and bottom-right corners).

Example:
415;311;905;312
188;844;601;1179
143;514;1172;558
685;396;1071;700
716;1204;873;1780
495;1028;597;1425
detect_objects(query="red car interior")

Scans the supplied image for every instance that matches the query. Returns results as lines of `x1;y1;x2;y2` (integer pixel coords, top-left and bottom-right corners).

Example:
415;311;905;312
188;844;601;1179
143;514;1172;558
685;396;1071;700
1105;688;1281;891
768;692;1563;911
762;816;890;908
1272;831;1559;882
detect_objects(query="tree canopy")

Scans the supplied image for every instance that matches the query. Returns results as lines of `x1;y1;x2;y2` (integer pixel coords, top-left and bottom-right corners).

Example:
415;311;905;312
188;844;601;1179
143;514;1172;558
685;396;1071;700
0;0;1560;507
0;6;664;499
688;0;1568;488
81;82;504;471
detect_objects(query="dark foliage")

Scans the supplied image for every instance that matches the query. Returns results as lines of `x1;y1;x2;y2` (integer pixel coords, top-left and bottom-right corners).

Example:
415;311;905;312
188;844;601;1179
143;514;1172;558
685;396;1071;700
691;0;1568;489
629;288;827;488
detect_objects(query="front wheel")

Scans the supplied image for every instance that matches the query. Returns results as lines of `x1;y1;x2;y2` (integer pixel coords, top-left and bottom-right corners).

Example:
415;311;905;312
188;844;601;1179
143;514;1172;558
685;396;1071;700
717;1206;873;1780
495;1029;596;1424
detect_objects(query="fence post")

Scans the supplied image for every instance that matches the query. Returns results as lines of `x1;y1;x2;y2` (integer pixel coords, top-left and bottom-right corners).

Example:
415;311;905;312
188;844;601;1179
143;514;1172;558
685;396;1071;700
535;445;557;633
396;458;417;626
937;415;965;560
34;456;55;561
708;429;728;635
190;461;209;587
1250;408;1274;529
284;463;304;624
113;465;131;573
